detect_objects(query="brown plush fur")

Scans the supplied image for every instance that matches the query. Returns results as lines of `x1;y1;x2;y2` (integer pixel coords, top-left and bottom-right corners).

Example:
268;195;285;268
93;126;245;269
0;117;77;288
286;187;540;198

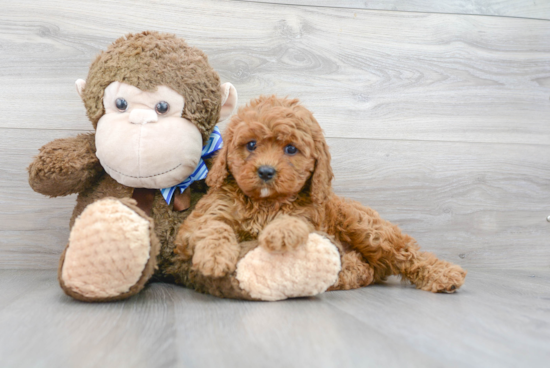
175;96;467;293
83;31;221;143
27;31;259;300
28;133;103;197
28;31;395;301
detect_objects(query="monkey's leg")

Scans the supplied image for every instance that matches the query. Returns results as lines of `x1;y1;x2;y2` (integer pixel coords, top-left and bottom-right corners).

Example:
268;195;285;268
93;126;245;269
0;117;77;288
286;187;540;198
235;233;342;301
58;198;159;302
333;199;466;293
257;213;375;292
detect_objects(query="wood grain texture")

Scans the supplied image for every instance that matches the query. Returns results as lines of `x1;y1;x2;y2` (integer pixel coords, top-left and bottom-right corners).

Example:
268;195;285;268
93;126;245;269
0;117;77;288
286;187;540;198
0;129;78;269
330;138;550;269
242;0;550;20
1;0;549;270
0;269;548;368
0;0;549;145
2;128;548;269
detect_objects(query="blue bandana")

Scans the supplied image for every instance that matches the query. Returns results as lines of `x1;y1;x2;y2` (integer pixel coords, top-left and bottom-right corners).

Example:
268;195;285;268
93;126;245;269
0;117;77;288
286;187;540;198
160;126;223;204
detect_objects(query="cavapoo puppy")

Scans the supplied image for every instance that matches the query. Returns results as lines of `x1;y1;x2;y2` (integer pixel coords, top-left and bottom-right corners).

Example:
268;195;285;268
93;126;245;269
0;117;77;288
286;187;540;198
175;96;466;293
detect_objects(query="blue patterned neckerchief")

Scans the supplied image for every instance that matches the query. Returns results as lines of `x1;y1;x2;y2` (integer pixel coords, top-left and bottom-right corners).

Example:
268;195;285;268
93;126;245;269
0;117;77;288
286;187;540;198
160;126;223;204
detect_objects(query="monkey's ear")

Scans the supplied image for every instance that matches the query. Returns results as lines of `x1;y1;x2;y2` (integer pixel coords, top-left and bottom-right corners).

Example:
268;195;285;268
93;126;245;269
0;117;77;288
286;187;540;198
75;79;86;98
219;82;238;122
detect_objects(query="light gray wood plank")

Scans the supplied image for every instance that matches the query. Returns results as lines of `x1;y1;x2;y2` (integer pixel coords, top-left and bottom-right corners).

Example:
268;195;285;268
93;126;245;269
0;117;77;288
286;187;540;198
0;270;178;368
0;128;80;231
170;285;440;368
1;230;70;269
322;268;550;368
0;0;549;145
241;0;550;20
0;269;548;368
2;127;548;269
0;128;81;269
330;137;550;269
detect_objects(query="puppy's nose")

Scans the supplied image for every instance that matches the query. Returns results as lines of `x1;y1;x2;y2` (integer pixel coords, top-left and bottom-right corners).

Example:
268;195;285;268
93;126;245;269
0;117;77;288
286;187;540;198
257;165;276;181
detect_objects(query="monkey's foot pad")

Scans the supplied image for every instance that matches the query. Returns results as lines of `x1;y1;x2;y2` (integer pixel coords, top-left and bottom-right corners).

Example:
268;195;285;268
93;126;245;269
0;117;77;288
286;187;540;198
236;233;342;301
59;198;158;302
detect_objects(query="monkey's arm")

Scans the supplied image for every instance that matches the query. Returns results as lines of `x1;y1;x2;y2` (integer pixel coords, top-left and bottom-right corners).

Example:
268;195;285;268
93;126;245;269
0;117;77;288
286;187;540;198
28;133;104;197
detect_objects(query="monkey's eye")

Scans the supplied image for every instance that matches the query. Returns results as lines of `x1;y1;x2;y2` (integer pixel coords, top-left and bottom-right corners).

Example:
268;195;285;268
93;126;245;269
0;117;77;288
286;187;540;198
115;98;128;112
246;141;257;152
284;144;298;155
155;101;170;115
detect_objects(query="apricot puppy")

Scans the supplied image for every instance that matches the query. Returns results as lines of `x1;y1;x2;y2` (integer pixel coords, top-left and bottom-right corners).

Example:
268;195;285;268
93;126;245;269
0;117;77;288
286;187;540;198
175;96;466;293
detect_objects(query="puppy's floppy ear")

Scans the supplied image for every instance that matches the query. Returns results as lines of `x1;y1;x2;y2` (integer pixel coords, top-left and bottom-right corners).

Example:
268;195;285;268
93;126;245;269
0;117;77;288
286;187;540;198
310;128;334;205
206;123;235;189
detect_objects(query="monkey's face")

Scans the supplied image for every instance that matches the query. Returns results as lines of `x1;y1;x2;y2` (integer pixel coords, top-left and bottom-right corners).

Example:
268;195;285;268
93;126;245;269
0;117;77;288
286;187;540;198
95;82;203;189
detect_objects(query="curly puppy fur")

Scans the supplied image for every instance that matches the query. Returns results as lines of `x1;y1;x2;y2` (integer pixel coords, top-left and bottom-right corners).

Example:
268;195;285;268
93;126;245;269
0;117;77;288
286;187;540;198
175;96;467;293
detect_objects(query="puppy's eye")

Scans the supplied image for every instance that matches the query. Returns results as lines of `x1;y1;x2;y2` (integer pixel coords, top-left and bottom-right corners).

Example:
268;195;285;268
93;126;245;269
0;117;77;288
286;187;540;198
284;144;298;155
155;101;170;115
115;98;128;112
246;141;257;152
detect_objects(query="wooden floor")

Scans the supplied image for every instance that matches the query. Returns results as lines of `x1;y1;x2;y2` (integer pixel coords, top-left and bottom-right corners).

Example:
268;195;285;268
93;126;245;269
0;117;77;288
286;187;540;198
1;0;549;367
1;269;548;368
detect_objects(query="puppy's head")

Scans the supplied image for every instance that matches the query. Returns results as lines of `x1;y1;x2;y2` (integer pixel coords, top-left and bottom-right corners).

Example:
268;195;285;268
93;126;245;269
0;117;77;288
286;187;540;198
207;95;333;204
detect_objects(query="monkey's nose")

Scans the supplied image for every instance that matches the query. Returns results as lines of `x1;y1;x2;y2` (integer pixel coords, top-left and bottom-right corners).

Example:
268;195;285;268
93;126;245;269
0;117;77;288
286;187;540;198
129;109;158;124
257;165;276;181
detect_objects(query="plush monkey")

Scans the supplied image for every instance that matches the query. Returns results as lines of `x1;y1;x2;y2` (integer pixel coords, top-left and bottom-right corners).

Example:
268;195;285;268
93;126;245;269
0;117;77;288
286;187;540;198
28;31;365;302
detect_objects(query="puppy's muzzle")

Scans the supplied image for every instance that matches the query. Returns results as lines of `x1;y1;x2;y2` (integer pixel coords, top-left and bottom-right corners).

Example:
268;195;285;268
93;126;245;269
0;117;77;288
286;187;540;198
257;165;276;182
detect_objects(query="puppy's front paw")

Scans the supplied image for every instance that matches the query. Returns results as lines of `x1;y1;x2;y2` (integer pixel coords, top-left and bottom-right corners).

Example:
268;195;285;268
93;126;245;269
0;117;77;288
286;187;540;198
192;239;239;278
259;216;310;252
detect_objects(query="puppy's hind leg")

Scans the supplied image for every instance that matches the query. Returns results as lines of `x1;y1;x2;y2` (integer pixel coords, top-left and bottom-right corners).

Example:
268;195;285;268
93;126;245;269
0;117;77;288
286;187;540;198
332;199;467;293
327;249;375;291
388;234;467;293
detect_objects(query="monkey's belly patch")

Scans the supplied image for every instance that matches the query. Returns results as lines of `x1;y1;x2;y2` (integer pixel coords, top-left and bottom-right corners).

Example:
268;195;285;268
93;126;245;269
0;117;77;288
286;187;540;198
236;233;341;301
61;199;151;299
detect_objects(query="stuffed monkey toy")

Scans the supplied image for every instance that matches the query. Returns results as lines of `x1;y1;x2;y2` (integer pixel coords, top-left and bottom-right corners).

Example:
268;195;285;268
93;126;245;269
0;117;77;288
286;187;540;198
28;31;367;302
